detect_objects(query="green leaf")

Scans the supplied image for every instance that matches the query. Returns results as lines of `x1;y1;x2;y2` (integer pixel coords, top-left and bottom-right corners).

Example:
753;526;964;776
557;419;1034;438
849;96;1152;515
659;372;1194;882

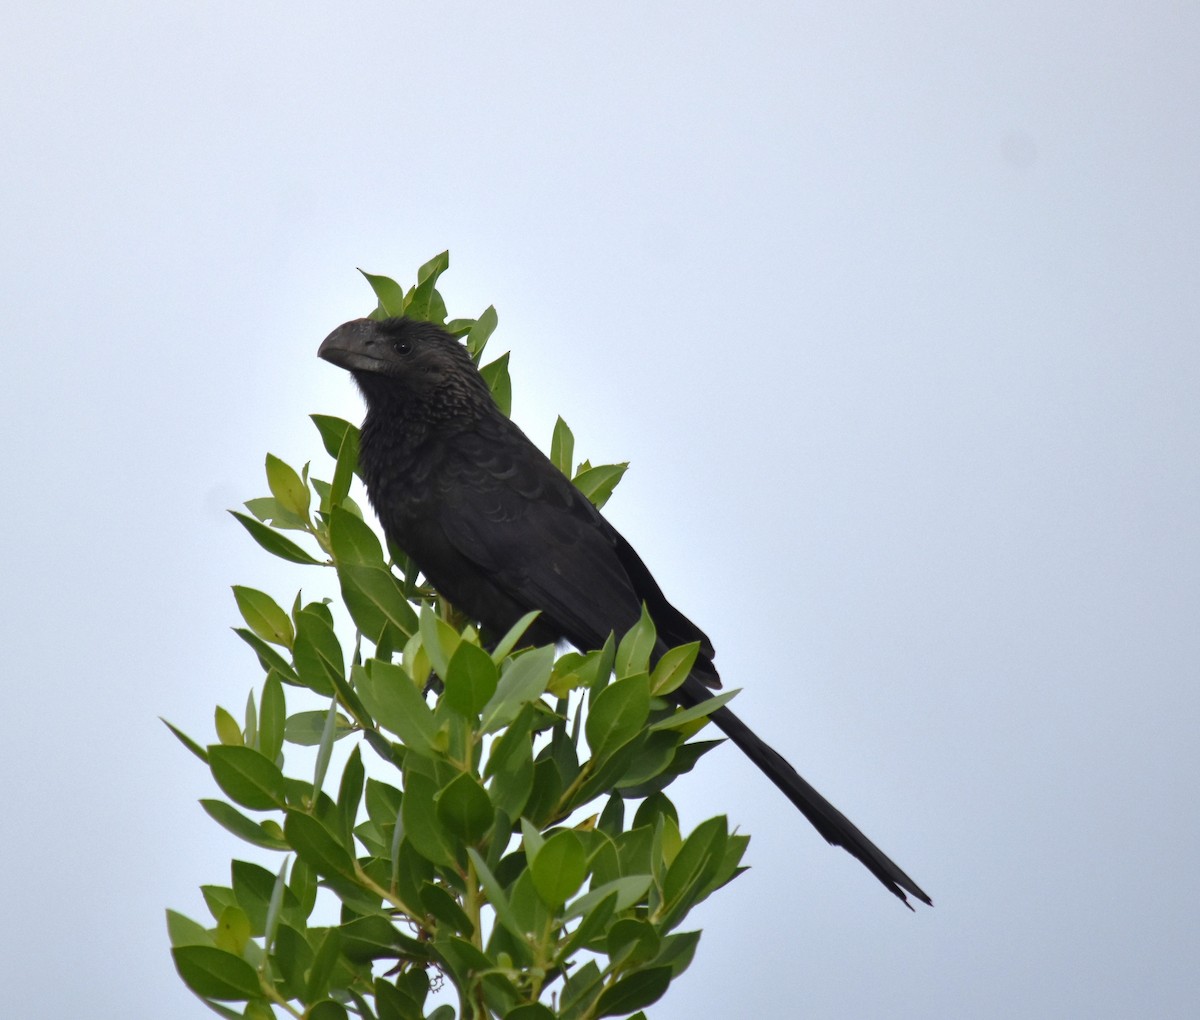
161;718;208;763
258;674;285;763
309;1000;349;1020
479;351;512;416
337;745;365;848
436;771;495;844
615;604;656;680
232;628;298;684
419;605;460;680
663;815;727;914
402;770;458;869
484;704;535;819
200;800;289;851
243;496;306;530
406;251;450;321
467;848;526;944
585;674;651;760
481;645;555;733
466;305;498;361
171;945;260;1000
357;660;439;755
359;269;407;316
565;875;653;920
606;918;660;968
420;883;475;936
504;1005;557;1020
166;909;213;948
231;587;295;648
265;453;310;518
530;829;587;909
490;610;541;665
329;505;383;566
284;709;354;746
550;416;574;476
338;563;419;644
215;706;243;746
292;609;345;697
443;641;499;716
229;511;323;565
283;810;356;883
329;427;359;512
208;745;286;810
573;462;628;509
213;904;251;953
311;414;361;466
647;689;739;733
594;967;672;1017
650;642;701;696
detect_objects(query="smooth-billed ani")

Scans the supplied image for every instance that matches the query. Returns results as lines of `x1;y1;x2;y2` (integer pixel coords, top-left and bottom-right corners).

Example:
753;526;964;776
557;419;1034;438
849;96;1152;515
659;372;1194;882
319;315;931;908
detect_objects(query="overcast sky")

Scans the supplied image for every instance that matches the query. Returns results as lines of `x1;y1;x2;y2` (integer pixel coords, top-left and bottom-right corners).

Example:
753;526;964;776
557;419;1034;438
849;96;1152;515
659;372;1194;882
3;3;1198;1018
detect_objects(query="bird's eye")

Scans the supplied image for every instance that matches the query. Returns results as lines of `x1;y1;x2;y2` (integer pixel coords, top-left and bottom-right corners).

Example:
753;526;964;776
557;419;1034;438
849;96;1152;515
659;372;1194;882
393;340;412;356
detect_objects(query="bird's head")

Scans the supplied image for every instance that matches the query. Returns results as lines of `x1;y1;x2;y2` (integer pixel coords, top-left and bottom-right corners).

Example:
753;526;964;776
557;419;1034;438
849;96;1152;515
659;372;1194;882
319;316;492;418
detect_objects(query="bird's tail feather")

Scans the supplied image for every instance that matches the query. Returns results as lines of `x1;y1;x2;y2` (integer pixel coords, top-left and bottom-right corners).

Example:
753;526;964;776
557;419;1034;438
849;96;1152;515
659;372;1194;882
677;677;932;908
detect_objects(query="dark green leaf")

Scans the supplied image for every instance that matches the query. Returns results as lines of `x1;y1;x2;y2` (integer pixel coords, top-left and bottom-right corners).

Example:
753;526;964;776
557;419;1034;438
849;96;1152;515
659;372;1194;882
208;745;286;810
309;1000;349;1020
504;1005;556;1020
594;967;672;1017
229;511;323;565
171;945;260;1000
420;882;475;936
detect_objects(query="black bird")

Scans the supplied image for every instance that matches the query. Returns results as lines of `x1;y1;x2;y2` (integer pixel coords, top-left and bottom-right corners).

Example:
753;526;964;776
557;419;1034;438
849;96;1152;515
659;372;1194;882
319;315;931;908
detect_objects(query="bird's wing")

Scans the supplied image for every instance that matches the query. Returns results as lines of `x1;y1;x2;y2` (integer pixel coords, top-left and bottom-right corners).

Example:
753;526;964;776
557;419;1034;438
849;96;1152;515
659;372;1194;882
433;425;645;650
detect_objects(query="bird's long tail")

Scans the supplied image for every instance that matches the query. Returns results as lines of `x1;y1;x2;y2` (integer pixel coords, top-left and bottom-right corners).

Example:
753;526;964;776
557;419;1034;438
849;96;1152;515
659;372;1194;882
676;676;932;909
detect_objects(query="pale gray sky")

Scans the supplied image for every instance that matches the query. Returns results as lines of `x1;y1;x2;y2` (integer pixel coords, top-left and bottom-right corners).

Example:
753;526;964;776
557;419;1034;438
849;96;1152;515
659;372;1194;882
3;3;1198;1018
